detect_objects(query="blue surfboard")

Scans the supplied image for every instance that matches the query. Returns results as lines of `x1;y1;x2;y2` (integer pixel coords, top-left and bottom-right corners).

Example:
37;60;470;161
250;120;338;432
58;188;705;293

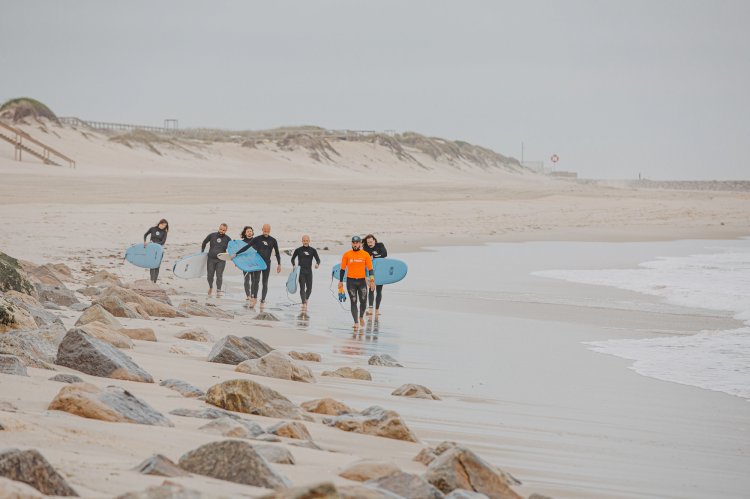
332;258;408;285
172;252;208;279
125;243;164;269
226;240;267;273
286;266;300;294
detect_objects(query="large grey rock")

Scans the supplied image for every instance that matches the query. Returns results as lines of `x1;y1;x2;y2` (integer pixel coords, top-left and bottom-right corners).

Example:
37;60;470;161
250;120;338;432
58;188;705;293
236;350;315;383
0;448;78;496
178;300;233;319
0;354;28;376
115;482;203;499
134;454;188;477
55;328;154;382
254;445;295;465
368;354;403;367
0;297;37;332
391;383;441;400
75;304;123;329
425;447;522;499
0;252;36;296
0;323;67;369
78;322;134;349
159;379;204;398
48;382;173;426
207;335;274;365
321;366;372;381
323;406;418;442
99;287;180;318
178;440;291;489
205;379;310;420
198;416;264;438
367;472;444;499
3;290;63;328
35;283;79;307
93;294;143;319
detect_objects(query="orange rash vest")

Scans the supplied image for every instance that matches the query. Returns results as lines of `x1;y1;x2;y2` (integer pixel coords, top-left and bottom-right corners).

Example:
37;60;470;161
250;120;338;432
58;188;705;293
341;250;373;279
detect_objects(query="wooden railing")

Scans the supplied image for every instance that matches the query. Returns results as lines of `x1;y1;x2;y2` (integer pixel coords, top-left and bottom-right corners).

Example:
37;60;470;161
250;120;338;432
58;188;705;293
0;121;76;168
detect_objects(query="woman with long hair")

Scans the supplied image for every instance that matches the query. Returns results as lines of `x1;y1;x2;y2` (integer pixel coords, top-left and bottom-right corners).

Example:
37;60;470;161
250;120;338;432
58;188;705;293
143;218;169;283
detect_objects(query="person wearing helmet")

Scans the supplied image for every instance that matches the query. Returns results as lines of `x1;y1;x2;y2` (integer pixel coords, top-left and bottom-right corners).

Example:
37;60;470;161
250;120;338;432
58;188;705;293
339;235;374;330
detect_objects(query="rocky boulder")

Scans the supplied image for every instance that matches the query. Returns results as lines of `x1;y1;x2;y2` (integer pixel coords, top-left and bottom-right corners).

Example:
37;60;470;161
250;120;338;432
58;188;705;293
0;448;78;496
425;447;522;499
322;366;372;381
86;270;123;288
323;406;418;442
254;445;295;465
0;252;35;296
301;398;355;416
178;300;233;319
288;351;321;362
266;421;312;440
392;384;441;400
55;327;153;382
93;294;144;319
368;354;403;367
100;287;179;317
236;350;315;383
48;382;173;426
205;379;310;420
120;328;157;342
367;472;444;499
79;322;134;349
175;327;213;342
35;283;78;307
134;454;188;477
339;460;400;482
207;335;273;365
0;323;66;368
0;297;37;332
178;440;291;489
198;417;264;438
0;354;28;376
127;280;173;305
3;290;63;328
75;303;123;329
159;379;204;398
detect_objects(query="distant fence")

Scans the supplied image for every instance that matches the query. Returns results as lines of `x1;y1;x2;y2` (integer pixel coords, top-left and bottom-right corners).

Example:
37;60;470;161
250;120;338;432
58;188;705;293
59;117;178;134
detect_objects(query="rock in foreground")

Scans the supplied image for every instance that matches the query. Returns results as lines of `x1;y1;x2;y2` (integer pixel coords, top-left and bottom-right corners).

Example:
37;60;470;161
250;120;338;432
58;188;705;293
0;448;78;496
208;335;273;365
134;454;188;477
425;447;522;499
48;383;173;426
323;406;418;442
301;397;355;416
205;379;309;420
178;440;290;489
236;350;315;383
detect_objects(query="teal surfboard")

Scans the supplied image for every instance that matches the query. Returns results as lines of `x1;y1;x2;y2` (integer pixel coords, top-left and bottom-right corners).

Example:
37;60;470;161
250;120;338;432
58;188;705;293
286;266;300;294
225;240;267;273
332;258;408;285
125;243;163;269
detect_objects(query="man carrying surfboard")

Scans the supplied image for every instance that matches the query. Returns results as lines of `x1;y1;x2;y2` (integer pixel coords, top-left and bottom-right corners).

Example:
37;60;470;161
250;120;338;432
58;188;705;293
143;218;169;283
339;235;375;330
236;223;280;307
201;223;231;297
291;235;321;310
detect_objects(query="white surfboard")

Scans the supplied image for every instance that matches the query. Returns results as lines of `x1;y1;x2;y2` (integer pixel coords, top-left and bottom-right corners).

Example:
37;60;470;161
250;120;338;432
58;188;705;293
173;252;208;279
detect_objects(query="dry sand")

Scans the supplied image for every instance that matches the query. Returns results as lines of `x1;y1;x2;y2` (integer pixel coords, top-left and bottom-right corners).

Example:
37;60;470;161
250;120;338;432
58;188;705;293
1;121;750;498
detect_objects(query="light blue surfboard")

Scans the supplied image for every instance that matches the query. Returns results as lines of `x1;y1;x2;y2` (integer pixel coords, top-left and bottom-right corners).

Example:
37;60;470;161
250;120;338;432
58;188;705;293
125;243;164;269
331;258;408;285
226;240;267;273
286;266;300;294
172;252;208;279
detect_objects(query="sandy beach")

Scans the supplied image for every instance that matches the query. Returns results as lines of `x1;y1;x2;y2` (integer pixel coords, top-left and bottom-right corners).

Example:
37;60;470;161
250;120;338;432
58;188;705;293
2;119;750;498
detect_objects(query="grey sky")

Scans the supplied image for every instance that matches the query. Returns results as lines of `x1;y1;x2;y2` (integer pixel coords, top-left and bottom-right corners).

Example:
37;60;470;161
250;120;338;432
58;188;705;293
2;1;748;179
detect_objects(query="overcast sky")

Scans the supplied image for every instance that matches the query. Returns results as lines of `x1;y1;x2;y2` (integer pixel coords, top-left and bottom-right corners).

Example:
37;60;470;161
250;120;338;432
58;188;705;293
2;1;748;179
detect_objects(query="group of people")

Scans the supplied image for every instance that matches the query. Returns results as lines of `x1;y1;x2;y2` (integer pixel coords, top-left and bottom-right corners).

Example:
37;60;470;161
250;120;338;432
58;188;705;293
142;220;388;326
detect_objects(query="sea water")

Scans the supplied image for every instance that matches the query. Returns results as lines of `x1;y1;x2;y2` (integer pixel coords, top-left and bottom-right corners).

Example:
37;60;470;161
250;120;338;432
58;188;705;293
534;238;750;400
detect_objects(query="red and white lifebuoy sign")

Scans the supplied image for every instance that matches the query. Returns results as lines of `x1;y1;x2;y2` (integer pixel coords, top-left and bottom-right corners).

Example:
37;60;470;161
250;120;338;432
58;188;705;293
550;154;559;163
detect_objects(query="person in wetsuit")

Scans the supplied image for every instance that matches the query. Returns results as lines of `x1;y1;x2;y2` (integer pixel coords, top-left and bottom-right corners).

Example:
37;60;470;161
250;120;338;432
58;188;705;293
339;235;374;330
237;226;255;302
236;223;280;307
291;235;320;310
201;223;231;297
143;218;169;283
363;234;387;315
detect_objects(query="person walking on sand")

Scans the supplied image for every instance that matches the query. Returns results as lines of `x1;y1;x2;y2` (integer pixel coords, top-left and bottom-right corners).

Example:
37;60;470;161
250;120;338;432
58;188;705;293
339;235;374;330
143;218;169;283
237;223;280;307
236;226;256;303
201;223;231;297
291;235;320;310
363;234;387;316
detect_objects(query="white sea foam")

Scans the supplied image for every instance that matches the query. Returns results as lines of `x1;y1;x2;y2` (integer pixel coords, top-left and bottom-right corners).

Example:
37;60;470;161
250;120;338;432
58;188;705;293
533;241;750;400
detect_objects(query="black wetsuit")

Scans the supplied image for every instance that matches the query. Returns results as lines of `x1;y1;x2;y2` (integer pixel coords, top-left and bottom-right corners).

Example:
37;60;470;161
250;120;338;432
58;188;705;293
238;236;254;297
201;232;231;290
143;226;168;283
364;242;387;309
239;234;280;302
291;245;320;303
